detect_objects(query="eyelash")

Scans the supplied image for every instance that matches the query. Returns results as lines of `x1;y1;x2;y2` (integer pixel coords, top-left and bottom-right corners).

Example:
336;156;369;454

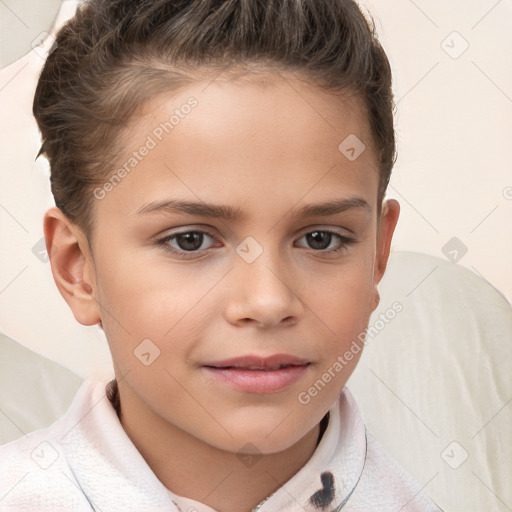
154;228;358;260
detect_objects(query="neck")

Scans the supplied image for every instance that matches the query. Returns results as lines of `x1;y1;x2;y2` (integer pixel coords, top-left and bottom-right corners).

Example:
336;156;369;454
115;381;322;512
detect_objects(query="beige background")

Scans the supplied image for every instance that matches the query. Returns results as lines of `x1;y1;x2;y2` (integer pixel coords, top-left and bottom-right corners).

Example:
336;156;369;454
0;2;511;511
1;0;511;374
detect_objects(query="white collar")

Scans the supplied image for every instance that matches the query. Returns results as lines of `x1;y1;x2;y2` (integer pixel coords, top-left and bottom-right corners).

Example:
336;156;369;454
57;376;366;511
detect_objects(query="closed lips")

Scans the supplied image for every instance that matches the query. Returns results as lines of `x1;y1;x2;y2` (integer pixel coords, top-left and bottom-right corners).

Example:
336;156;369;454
202;355;311;370
202;355;311;393
206;363;310;370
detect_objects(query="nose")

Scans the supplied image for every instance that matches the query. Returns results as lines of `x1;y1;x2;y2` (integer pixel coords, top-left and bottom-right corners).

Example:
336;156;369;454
224;244;304;328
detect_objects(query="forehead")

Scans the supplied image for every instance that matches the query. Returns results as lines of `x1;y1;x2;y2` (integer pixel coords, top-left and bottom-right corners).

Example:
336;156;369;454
97;70;378;220
139;68;373;153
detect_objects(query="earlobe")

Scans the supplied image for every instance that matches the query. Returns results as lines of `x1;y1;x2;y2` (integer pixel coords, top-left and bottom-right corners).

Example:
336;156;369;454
43;207;101;326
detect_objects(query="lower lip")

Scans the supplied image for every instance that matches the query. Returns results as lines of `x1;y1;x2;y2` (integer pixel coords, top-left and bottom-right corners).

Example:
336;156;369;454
203;364;310;393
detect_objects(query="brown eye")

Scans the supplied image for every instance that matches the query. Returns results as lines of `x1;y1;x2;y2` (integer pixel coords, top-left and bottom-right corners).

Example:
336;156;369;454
156;230;218;257
174;232;206;251
296;229;356;254
305;231;333;250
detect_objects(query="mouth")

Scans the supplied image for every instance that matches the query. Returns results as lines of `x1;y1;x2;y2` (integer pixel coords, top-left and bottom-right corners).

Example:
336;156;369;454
206;363;309;371
202;354;311;371
202;354;311;393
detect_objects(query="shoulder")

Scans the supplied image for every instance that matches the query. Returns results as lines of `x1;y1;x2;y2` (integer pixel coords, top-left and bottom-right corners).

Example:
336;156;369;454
0;438;91;511
333;388;443;511
351;430;444;511
0;377;109;511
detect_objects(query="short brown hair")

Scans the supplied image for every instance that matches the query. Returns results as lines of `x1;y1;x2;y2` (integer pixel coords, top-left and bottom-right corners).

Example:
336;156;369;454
33;0;396;241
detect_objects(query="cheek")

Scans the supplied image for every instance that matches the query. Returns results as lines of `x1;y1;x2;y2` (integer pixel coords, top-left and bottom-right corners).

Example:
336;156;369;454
93;249;214;372
304;256;375;388
307;256;375;330
94;246;190;327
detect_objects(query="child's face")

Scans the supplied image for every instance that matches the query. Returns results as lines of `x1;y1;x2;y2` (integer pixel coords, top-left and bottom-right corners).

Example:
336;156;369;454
59;72;399;455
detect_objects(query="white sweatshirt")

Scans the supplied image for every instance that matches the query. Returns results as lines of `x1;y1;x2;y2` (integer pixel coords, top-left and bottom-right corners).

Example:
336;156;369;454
0;377;443;511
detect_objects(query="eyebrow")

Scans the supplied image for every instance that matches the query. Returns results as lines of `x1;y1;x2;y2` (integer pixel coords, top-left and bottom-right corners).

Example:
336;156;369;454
134;196;371;220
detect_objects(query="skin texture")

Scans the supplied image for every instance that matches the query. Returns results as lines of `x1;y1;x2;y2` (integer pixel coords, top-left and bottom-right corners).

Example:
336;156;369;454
44;72;400;512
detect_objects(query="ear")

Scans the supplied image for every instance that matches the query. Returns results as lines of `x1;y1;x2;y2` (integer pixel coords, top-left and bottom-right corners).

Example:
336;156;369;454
43;207;101;326
370;199;400;311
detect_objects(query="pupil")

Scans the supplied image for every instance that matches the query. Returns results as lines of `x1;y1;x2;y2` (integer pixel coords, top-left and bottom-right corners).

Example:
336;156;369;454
307;231;331;250
178;232;202;251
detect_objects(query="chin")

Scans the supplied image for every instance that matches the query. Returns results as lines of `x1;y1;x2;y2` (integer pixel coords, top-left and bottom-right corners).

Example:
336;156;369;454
205;418;317;457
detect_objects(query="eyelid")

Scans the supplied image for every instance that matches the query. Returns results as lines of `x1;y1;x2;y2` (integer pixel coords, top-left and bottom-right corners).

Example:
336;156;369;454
296;225;355;238
155;224;358;260
156;224;355;243
155;224;218;239
156;227;219;248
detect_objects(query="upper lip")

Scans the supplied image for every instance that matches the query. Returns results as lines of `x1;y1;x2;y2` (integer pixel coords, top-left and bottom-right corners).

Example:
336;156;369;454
203;354;310;370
